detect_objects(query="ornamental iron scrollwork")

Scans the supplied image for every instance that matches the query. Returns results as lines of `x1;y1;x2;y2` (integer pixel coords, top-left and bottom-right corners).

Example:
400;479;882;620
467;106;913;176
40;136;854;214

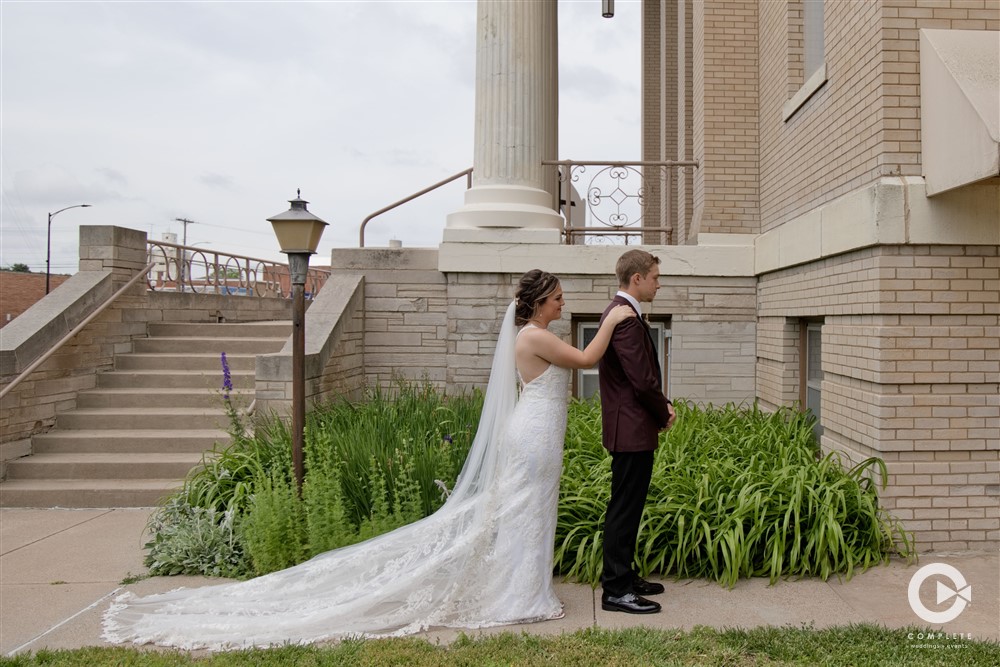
548;159;699;245
145;240;329;299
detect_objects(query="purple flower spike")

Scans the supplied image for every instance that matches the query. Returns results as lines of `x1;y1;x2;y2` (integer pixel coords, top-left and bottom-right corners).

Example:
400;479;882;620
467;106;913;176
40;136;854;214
221;352;233;399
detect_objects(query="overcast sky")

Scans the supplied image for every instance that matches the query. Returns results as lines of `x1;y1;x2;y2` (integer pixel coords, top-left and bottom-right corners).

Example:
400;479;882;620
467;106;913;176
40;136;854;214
1;0;641;274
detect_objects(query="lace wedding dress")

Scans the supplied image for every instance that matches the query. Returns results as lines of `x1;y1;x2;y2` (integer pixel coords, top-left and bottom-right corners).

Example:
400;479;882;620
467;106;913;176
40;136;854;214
103;303;570;650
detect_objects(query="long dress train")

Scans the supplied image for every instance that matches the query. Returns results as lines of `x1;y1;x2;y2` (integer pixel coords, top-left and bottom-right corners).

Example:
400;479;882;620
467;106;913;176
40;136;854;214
102;303;570;650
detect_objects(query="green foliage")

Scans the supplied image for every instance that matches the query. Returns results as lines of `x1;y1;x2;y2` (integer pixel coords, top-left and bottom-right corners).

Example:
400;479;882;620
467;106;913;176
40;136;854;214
306;380;478;524
143;497;247;578
179;397;287;515
240;470;307;575
4;625;999;666
554;399;914;587
144;381;480;578
3;262;30;273
145;384;910;587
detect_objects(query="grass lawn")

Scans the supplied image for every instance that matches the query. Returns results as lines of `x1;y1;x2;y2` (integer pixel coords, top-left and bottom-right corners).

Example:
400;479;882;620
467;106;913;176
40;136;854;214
3;625;997;666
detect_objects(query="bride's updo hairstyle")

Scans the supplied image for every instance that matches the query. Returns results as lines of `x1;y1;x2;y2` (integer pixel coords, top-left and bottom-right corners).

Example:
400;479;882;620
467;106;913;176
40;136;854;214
514;269;560;327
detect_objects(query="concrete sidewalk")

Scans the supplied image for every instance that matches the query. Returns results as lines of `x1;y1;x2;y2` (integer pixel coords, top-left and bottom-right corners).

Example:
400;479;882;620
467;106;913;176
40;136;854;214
2;508;997;656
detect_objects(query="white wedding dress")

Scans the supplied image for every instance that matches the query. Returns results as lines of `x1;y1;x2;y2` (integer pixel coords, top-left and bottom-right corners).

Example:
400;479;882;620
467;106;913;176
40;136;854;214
103;303;570;650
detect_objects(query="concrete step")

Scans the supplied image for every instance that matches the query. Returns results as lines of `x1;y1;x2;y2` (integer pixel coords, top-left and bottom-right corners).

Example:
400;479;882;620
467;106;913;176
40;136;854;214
148;321;291;338
115;352;258;371
8;319;281;508
75;388;252;409
56;408;230;431
32;429;229;454
97;370;255;389
0;478;183;508
133;337;287;355
4;453;204;480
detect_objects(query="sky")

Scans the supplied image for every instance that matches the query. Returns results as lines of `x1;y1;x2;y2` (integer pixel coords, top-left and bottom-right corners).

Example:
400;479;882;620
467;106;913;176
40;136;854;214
1;0;641;274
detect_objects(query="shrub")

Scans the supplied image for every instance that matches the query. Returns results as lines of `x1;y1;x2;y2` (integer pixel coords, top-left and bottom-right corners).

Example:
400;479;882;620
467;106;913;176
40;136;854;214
146;385;911;585
554;400;914;587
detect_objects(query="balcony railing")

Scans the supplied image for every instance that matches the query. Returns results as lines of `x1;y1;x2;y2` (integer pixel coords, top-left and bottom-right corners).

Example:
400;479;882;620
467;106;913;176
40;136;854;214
355;160;698;248
146;240;330;299
544;160;699;245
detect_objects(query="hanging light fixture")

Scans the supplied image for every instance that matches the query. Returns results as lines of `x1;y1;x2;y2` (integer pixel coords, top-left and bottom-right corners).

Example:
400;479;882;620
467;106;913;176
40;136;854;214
602;0;614;19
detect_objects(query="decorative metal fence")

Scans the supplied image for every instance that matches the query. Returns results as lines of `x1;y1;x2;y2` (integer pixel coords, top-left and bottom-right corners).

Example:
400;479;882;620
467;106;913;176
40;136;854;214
544;160;699;245
146;240;330;299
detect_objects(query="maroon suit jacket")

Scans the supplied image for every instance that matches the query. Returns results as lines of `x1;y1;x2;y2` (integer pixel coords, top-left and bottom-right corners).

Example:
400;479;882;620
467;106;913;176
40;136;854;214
598;295;672;453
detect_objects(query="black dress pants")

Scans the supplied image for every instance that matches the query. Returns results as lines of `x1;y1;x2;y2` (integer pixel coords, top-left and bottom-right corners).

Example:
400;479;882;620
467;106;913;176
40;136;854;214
601;449;654;596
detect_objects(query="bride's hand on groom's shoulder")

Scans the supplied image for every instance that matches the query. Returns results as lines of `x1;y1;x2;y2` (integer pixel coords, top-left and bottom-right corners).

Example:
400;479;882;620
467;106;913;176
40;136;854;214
608;305;637;325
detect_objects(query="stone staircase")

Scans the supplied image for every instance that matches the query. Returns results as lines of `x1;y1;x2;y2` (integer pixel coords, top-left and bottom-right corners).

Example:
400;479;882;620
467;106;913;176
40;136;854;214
0;321;289;507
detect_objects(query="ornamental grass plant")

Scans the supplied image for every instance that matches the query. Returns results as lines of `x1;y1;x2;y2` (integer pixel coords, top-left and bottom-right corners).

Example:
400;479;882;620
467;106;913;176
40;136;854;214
145;381;911;585
555;400;914;587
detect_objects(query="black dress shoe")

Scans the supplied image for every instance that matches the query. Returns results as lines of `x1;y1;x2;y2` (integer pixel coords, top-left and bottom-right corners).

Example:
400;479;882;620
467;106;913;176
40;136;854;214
632;577;665;596
601;592;661;614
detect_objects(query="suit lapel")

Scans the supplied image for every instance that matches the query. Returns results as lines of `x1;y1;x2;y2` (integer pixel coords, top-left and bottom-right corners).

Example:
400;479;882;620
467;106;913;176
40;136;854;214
615;295;663;386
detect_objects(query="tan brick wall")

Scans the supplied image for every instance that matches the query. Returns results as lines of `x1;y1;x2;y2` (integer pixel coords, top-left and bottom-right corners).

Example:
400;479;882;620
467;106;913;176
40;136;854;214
785;0;805;97
677;0;695;244
759;0;883;233
691;0;760;237
758;245;1000;550
642;0;678;243
758;0;1000;233
756;316;801;411
880;0;1000;178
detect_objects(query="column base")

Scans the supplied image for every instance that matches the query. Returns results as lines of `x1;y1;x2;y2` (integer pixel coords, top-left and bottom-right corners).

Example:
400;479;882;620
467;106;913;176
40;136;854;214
445;184;564;243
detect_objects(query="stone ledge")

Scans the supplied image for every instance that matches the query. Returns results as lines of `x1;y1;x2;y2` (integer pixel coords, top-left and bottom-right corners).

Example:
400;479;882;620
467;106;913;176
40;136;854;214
755;177;1000;275
437;242;755;277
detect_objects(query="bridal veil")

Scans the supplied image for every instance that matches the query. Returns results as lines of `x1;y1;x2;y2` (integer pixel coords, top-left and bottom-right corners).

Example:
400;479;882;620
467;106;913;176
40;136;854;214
103;302;522;650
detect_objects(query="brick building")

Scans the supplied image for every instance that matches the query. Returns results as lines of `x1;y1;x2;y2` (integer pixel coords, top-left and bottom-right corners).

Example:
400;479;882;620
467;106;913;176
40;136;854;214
639;0;998;550
339;0;997;551
0;271;71;329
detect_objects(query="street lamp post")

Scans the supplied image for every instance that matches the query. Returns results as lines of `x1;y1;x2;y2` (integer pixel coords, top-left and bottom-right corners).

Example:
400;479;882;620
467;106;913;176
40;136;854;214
267;190;328;495
46;204;91;294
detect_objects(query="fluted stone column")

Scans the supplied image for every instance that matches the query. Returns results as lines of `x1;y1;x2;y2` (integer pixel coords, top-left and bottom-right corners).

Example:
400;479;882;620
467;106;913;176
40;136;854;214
444;0;563;243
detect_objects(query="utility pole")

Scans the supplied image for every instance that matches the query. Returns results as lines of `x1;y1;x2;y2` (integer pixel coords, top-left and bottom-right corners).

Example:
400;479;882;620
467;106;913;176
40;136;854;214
173;218;198;292
174;217;198;247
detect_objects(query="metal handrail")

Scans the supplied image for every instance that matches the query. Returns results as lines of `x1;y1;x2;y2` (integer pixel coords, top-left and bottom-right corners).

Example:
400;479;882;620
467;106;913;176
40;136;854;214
0;261;157;400
359;167;473;247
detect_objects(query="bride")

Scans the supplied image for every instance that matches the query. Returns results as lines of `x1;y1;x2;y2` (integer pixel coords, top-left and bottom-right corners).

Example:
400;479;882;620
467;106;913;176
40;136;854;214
103;269;635;650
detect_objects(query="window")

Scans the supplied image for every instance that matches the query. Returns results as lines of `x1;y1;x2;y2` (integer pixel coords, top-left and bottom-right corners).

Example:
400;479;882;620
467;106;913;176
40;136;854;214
783;0;827;121
801;321;824;441
803;0;825;80
575;319;671;399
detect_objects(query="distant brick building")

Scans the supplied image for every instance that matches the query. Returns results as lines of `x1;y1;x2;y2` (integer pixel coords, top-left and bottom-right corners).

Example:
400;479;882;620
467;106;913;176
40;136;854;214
0;271;71;329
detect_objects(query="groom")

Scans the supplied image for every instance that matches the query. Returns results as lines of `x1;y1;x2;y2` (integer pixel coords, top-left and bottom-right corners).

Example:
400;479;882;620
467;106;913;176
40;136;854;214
598;249;676;614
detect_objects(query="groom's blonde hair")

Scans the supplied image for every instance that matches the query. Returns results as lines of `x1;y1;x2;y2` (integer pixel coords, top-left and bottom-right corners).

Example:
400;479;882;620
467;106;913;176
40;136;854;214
616;250;660;287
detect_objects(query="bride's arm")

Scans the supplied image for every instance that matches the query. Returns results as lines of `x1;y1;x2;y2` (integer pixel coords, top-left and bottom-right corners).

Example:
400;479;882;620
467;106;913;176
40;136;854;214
523;305;635;369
